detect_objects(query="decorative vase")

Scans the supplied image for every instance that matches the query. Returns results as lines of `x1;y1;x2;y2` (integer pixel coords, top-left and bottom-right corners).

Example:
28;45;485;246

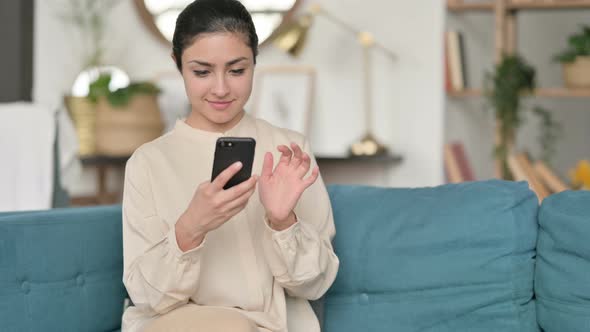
95;94;164;156
64;95;97;156
563;56;590;88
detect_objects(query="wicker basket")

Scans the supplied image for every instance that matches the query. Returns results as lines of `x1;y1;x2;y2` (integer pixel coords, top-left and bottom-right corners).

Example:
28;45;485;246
563;56;590;89
64;96;97;156
95;95;164;156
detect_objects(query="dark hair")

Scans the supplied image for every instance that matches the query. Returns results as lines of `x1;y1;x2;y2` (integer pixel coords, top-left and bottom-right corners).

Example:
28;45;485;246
172;0;259;71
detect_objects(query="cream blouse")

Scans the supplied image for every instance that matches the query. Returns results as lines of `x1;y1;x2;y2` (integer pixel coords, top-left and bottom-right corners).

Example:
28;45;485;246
121;113;339;331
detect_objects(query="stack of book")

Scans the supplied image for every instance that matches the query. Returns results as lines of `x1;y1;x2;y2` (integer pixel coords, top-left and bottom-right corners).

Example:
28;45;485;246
507;153;569;202
444;143;570;203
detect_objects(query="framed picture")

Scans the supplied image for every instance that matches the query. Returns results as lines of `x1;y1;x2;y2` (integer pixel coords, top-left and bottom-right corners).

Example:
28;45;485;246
249;65;316;136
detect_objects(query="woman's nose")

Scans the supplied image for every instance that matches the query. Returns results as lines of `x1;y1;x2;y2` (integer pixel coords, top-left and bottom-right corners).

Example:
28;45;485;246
212;74;230;98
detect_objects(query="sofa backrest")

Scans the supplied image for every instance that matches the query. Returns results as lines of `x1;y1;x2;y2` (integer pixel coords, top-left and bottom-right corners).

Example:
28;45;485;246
535;190;590;332
324;180;540;332
0;205;126;332
6;182;588;332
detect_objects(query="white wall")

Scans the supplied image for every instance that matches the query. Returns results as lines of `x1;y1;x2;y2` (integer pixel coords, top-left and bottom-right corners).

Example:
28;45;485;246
446;10;590;181
34;0;445;195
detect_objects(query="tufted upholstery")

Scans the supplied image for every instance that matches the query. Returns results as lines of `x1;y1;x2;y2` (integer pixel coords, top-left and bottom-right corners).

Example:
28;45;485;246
0;206;126;332
2;183;590;332
535;190;590;332
324;180;539;332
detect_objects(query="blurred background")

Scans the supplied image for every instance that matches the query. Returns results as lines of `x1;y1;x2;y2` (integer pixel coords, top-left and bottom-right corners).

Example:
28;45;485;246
1;0;589;211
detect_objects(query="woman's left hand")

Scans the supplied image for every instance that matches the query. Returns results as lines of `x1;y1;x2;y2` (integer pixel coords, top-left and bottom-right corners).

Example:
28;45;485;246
259;142;320;231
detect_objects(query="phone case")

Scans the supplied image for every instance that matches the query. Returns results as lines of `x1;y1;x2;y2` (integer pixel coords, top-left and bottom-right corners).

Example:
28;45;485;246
211;137;256;189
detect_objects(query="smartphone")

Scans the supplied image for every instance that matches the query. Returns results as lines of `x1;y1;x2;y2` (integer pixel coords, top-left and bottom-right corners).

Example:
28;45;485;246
211;137;256;190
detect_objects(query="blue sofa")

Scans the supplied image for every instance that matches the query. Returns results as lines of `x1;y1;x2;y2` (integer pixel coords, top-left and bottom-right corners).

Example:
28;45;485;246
1;180;589;332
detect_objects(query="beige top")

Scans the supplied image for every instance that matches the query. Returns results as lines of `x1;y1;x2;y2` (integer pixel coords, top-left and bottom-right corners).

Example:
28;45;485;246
121;113;339;332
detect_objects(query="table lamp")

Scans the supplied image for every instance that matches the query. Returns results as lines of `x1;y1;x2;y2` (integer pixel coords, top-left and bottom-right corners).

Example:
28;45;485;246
271;4;397;157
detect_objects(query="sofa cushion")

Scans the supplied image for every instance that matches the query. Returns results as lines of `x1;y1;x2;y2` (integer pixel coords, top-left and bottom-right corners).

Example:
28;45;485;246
0;205;126;332
324;180;539;332
535;190;590;332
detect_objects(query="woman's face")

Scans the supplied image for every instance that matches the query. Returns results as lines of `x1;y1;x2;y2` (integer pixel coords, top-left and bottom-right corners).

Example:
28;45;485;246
179;32;255;132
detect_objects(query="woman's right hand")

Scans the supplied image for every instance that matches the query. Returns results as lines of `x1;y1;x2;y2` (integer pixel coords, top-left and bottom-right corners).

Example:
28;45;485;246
175;161;258;252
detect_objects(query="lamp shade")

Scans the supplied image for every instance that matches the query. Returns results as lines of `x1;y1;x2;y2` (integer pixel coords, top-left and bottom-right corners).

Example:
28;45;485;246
272;14;314;57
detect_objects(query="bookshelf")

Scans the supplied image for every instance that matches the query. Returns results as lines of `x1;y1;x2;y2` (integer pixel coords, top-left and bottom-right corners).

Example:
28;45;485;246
448;0;590;11
446;0;590;178
447;0;590;97
448;87;590;98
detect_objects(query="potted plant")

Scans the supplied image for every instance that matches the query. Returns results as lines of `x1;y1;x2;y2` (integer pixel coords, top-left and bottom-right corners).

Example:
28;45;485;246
57;0;120;155
89;74;164;156
484;55;561;179
553;25;590;88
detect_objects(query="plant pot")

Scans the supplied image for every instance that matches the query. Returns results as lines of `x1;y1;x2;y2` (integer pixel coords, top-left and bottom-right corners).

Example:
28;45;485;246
64;95;97;156
563;56;590;89
95;95;164;156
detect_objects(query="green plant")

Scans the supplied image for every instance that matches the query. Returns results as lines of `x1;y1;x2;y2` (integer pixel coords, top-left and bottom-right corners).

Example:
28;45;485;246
88;74;161;108
553;25;590;63
56;0;119;68
533;106;562;163
484;54;560;178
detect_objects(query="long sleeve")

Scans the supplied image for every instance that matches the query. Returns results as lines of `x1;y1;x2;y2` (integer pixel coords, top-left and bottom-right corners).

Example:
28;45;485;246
122;151;204;315
262;138;340;300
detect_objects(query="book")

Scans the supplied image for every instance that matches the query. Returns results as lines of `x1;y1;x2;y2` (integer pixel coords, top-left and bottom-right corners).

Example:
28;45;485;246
451;143;475;181
507;154;527;182
508;153;550;202
534;161;569;193
444;142;475;183
446;30;467;91
517;153;550;201
444;35;453;92
444;144;463;183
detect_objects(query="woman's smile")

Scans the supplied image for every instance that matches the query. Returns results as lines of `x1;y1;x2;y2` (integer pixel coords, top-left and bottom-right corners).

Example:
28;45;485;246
207;99;234;111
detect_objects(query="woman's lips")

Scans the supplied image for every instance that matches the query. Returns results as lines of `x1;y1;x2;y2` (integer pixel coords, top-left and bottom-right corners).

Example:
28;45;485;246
208;100;233;111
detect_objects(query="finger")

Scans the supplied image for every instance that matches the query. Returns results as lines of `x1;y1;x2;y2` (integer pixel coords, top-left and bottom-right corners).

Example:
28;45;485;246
290;142;304;168
218;174;257;203
302;166;320;189
212;161;242;190
224;185;256;211
261;152;274;178
277;145;292;164
295;152;312;178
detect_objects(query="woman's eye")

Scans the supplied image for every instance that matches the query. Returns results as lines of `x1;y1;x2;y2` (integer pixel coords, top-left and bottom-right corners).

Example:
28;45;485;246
193;70;209;77
230;69;245;75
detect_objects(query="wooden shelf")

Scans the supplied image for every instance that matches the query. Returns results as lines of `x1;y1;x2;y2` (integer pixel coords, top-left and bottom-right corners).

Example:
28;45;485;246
512;1;590;9
535;87;590;97
316;154;403;163
447;89;483;98
447;87;590;98
448;2;494;11
448;0;590;11
80;154;405;165
80;155;130;166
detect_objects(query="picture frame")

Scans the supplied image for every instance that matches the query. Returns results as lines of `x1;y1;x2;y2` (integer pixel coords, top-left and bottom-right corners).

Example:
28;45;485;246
249;65;316;136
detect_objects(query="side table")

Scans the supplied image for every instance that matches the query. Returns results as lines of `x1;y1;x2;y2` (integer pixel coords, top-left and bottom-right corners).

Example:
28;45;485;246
70;155;130;206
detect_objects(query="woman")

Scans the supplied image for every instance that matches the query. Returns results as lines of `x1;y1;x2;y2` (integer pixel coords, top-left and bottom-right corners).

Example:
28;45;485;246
121;0;339;331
